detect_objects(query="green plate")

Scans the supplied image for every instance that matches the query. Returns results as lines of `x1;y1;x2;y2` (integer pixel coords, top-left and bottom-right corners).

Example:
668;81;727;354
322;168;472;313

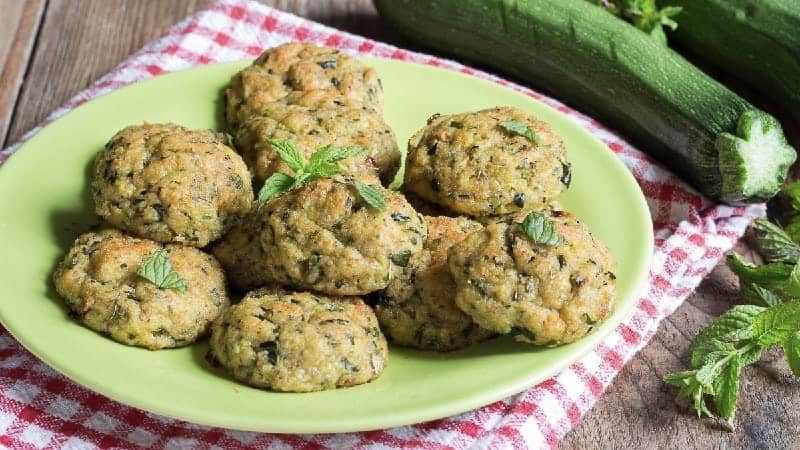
0;59;652;433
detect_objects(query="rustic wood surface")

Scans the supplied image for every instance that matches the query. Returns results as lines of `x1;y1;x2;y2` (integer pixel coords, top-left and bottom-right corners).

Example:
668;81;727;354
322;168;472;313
0;1;797;448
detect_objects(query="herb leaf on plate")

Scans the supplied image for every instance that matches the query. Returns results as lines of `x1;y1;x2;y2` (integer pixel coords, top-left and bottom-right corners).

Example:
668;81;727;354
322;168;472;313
354;180;386;211
137;248;187;293
519;212;562;246
270;139;306;173
256;140;367;204
258;172;296;204
499;120;541;145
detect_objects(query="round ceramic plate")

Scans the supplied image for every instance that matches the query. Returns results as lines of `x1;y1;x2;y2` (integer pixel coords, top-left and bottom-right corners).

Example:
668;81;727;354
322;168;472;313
0;59;652;433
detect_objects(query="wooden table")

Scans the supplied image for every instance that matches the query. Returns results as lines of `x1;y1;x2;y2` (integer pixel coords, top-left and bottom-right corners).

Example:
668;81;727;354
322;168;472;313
2;1;798;448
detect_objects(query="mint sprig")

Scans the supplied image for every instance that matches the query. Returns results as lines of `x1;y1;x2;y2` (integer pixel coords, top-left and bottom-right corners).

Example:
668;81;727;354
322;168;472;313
257;140;366;204
668;182;800;428
137;248;187;293
664;301;800;427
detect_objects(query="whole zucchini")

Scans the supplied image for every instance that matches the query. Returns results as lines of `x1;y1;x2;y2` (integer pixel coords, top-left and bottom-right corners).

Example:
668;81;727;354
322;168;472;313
669;0;800;120
374;0;796;203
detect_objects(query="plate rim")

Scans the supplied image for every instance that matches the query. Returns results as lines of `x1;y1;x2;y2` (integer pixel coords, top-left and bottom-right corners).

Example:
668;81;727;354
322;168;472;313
0;58;654;433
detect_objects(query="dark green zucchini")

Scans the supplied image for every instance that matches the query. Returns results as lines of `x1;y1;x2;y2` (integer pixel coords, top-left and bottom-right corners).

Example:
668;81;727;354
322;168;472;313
374;0;796;203
668;0;800;121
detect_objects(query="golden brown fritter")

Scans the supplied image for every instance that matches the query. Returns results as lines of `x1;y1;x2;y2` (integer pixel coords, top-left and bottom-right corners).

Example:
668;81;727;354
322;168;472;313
92;123;253;248
208;289;388;392
234;104;399;186
448;210;616;346
376;216;495;351
212;176;426;295
404;107;569;216
52;229;229;350
237;89;380;123
225;42;383;129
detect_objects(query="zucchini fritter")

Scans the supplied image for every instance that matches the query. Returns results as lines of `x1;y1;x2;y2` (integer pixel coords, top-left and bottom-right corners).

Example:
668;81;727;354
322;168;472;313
404;107;569;216
448;210;616;345
212;176;426;295
92;123;253;247
53;229;229;350
208;289;388;392
225;42;383;129
234;104;399;186
376;216;494;351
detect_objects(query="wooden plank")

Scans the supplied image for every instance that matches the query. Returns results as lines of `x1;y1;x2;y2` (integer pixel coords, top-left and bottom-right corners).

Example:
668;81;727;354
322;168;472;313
0;0;45;145
0;1;27;67
4;0;211;146
264;0;408;44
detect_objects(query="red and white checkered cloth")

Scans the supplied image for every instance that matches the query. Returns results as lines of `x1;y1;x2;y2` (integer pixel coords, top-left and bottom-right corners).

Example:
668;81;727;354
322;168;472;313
0;1;763;449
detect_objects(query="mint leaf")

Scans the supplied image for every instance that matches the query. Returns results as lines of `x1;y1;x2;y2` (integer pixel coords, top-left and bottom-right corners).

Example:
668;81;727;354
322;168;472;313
666;346;749;425
741;282;783;307
752;300;800;347
782;331;800;376
137;248;187;293
751;219;800;264
663;370;712;418
666;299;770;425
727;253;800;299
318;145;366;163
713;353;742;425
259;142;370;203
499;120;541;145
695;361;721;392
739;344;765;366
689;304;763;367
269;140;306;173
354;181;386;211
311;162;344;177
519;212;562;246
258;172;295;204
306;145;366;174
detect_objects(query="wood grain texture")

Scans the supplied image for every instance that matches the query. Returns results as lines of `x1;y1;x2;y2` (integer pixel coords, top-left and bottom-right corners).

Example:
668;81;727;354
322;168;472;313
0;0;45;145
0;1;27;68
1;1;798;448
4;0;209;146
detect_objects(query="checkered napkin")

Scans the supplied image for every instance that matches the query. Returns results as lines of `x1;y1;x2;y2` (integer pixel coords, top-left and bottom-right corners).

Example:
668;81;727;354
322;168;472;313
0;1;764;448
